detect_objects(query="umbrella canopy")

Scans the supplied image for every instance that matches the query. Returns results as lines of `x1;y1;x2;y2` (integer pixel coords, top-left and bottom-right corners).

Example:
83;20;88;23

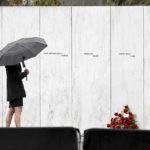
0;37;47;66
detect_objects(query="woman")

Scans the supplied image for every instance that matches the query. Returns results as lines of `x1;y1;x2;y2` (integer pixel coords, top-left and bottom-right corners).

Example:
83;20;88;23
5;63;29;127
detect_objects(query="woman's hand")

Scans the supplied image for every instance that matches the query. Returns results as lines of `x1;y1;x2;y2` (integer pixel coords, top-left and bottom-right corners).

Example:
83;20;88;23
24;69;29;75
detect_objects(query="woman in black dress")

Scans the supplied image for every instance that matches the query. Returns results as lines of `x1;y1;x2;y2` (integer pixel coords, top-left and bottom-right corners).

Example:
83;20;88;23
5;63;29;127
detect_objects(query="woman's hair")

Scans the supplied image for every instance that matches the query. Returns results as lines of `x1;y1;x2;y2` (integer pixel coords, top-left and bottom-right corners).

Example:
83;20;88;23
5;63;21;72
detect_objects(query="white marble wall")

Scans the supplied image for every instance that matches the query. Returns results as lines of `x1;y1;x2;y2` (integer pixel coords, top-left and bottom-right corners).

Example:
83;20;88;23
72;7;110;131
144;7;150;129
0;7;3;126
2;7;40;127
111;7;144;128
0;7;150;132
40;7;72;126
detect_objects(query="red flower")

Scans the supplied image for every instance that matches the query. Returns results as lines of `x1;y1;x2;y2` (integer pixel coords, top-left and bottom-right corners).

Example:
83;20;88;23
124;109;128;113
129;112;132;116
118;113;122;117
128;120;132;124
115;122;118;125
114;117;117;121
133;124;138;129
123;122;128;126
114;112;118;116
126;125;130;129
116;125;121;129
121;117;124;120
111;122;114;125
107;124;111;127
129;116;133;120
118;121;122;124
107;105;138;129
125;117;129;121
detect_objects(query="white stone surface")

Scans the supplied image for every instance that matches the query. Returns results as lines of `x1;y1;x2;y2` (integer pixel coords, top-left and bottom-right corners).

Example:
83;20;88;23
0;7;149;130
144;7;150;129
111;7;143;128
2;7;40;127
0;8;3;126
72;7;110;132
40;7;72;126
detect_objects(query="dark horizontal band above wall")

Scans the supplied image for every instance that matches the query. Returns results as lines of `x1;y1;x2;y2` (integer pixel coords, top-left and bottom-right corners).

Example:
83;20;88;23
60;0;102;6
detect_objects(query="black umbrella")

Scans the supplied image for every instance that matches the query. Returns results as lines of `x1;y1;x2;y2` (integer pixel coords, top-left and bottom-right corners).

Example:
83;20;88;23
0;37;48;80
0;37;47;66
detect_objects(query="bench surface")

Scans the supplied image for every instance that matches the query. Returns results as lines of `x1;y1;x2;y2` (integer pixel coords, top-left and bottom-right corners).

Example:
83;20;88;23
0;127;80;150
84;128;150;150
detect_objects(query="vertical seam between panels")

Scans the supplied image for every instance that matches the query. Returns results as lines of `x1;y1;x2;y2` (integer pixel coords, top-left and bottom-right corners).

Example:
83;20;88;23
110;6;112;119
39;6;41;127
143;6;145;128
1;7;3;127
71;6;73;124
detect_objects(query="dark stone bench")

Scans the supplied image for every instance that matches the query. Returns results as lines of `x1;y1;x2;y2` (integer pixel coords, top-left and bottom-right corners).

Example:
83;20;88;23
1;127;150;150
83;128;150;150
0;127;80;150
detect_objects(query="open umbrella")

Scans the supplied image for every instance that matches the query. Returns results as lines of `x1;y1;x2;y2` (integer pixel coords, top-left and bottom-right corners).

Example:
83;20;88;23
0;37;48;80
0;37;47;66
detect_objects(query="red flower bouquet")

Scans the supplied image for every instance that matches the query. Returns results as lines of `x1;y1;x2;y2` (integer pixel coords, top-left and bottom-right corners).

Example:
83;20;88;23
107;105;138;129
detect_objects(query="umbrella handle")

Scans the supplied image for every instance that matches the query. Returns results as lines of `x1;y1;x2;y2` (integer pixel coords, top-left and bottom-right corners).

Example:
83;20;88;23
22;59;26;68
26;74;28;81
22;60;28;81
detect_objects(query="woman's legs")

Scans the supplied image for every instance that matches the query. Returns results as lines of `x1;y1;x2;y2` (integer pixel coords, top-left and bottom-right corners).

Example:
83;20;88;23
6;107;15;127
14;106;23;127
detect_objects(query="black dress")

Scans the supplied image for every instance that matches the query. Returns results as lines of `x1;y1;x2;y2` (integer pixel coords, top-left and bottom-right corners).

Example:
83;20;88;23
5;63;27;108
9;97;23;108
